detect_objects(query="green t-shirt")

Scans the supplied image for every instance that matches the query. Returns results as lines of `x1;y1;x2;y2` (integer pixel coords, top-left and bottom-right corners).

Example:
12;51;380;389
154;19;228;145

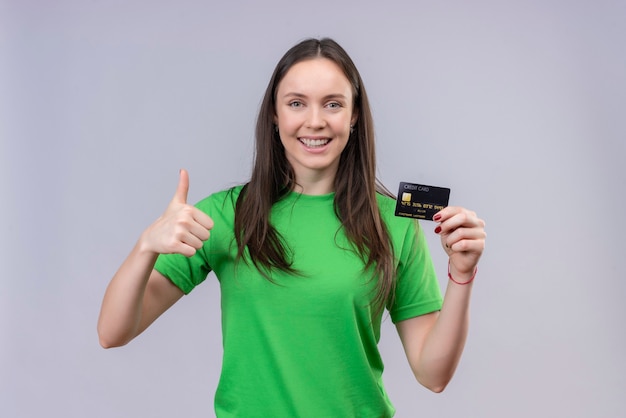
154;186;443;417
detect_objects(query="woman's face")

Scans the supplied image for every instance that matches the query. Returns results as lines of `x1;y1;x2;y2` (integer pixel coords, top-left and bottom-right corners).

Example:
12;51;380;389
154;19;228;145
274;58;357;188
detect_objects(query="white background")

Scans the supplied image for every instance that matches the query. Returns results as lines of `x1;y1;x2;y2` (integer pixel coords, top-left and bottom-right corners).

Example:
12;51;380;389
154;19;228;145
2;0;625;417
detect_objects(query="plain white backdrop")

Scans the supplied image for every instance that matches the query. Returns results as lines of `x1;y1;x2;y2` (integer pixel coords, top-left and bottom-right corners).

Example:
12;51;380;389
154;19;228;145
2;1;625;417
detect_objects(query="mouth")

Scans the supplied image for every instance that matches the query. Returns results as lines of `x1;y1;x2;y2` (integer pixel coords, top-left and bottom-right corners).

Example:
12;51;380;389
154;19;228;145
298;137;331;148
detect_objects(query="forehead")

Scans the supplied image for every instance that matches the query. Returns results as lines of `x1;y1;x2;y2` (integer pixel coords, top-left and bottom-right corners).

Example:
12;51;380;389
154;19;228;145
277;58;353;98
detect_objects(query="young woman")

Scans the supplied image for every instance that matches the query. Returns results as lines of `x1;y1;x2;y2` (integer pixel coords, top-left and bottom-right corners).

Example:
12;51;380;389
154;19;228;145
98;38;486;417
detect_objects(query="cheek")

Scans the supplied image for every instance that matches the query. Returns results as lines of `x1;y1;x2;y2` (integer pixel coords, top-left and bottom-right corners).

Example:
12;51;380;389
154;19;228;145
335;118;352;136
276;111;297;131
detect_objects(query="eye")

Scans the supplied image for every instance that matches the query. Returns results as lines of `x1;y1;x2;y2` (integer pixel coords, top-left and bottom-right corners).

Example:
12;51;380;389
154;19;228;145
326;102;343;112
289;101;303;108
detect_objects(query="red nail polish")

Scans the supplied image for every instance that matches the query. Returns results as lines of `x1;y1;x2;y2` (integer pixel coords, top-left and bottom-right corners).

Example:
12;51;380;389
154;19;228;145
433;214;442;221
434;226;442;234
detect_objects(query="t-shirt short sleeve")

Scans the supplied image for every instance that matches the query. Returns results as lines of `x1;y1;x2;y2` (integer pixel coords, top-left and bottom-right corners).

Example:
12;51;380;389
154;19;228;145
154;251;210;294
152;190;234;294
387;218;443;323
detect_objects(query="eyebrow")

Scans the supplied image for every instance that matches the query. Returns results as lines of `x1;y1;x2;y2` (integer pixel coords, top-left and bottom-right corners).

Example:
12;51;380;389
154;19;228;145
281;92;349;101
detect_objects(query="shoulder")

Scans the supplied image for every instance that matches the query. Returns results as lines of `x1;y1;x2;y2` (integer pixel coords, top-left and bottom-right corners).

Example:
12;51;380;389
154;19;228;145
375;191;396;213
376;191;403;227
195;184;245;216
376;191;420;237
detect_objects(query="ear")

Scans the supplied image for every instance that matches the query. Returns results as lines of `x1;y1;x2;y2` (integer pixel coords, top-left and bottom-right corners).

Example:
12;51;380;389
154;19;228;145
350;112;358;127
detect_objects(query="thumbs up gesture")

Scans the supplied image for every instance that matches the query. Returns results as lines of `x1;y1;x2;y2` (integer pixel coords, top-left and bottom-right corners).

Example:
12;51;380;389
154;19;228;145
141;169;214;257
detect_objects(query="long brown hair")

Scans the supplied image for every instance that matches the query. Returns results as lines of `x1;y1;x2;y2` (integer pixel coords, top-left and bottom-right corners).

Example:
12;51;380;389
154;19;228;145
234;38;396;314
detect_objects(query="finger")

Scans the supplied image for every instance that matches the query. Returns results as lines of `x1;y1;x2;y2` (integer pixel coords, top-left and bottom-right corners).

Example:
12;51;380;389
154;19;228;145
174;243;197;258
445;235;486;254
433;206;462;222
445;225;487;246
159;232;199;257
437;209;483;234
173;169;190;204
181;231;205;251
187;220;211;242
170;227;205;252
192;208;214;231
443;227;486;251
170;209;211;243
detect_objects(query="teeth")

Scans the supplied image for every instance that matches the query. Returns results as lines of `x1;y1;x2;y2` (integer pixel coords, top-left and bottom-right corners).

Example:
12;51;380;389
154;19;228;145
300;138;329;148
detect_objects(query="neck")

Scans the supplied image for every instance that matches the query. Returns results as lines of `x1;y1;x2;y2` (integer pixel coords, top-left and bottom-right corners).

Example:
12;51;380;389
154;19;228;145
292;169;336;195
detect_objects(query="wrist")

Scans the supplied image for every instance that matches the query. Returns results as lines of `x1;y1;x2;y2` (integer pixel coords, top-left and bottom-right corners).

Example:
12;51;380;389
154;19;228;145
447;260;477;285
136;230;160;258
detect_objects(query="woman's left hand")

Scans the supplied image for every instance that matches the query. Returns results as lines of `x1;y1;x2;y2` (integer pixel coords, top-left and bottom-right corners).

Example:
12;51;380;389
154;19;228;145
433;207;486;279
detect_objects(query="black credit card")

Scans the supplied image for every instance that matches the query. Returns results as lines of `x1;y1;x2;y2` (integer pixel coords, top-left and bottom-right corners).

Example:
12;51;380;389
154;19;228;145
394;182;450;220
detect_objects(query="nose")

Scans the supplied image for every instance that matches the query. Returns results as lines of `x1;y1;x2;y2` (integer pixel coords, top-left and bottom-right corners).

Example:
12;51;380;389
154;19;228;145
306;106;326;129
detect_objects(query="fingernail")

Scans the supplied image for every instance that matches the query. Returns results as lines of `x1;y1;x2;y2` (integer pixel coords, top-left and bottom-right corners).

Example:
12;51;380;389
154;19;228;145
434;226;442;234
433;214;442;221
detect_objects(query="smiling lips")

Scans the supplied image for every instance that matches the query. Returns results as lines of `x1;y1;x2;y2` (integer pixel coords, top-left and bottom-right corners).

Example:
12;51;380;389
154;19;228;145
299;137;331;148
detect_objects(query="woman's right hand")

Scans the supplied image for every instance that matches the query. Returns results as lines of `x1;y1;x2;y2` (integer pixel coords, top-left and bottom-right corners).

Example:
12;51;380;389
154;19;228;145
140;169;214;257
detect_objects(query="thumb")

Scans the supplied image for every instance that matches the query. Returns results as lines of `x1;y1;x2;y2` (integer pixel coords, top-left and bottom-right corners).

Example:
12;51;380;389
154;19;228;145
173;168;189;204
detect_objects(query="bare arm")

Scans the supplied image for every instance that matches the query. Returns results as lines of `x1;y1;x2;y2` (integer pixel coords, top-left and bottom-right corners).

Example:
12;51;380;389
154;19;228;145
97;245;184;348
97;169;213;348
396;206;485;392
396;281;472;392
